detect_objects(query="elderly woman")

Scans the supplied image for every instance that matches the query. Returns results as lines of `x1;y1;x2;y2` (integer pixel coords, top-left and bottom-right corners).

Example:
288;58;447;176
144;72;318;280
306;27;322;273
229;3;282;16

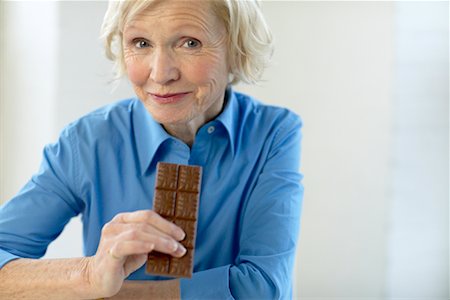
0;0;303;299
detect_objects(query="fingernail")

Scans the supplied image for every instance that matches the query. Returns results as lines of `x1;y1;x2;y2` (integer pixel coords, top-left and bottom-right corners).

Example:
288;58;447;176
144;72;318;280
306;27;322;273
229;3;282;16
176;230;186;241
177;244;187;257
170;241;178;251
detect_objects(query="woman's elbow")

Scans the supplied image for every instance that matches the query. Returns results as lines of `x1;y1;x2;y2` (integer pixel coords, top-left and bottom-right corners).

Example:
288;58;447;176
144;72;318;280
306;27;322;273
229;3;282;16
230;263;290;299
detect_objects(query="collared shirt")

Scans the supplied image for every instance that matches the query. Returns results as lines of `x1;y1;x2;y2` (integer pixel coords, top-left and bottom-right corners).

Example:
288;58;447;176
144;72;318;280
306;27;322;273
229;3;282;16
0;89;304;299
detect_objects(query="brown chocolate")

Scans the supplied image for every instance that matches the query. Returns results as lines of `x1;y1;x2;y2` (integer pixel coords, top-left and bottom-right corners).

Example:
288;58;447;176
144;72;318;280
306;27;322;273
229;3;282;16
146;162;202;278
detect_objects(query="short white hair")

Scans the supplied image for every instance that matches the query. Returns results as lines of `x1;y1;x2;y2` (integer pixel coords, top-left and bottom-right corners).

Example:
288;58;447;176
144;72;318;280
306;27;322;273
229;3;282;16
100;0;273;85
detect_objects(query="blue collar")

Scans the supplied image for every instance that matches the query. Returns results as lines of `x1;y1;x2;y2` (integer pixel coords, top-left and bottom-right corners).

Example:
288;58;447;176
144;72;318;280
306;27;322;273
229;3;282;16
132;99;172;175
215;87;238;157
132;87;238;175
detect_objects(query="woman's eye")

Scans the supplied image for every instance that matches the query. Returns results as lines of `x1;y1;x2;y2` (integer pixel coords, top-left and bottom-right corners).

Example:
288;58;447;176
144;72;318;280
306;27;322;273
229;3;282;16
183;39;201;49
134;39;150;49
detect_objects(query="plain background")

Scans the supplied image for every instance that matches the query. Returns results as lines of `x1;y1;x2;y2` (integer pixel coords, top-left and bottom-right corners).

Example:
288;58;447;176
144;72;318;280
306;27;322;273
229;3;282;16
0;1;448;299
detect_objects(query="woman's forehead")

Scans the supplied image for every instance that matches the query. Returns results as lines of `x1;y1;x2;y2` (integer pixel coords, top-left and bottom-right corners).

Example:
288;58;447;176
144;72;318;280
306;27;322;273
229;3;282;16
124;0;223;35
126;0;215;24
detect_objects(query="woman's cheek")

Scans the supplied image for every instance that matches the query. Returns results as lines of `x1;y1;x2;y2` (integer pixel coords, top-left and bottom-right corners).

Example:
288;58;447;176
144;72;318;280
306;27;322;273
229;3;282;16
125;56;149;86
191;59;222;85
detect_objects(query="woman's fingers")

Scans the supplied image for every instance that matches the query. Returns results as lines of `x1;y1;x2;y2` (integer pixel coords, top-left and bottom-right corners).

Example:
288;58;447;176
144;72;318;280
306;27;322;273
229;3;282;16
109;241;155;260
112;210;185;241
113;227;187;257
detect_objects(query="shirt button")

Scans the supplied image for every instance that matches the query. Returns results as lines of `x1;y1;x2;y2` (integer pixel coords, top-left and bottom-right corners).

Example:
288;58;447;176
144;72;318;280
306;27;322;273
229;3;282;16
207;126;215;134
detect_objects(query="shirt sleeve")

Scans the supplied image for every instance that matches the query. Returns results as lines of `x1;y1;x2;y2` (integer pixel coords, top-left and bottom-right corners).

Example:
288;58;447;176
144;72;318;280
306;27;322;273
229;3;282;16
0;127;84;269
180;113;304;299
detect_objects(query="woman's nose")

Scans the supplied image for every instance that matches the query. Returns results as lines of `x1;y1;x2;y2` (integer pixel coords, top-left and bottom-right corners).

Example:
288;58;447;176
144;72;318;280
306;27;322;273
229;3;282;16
149;49;180;85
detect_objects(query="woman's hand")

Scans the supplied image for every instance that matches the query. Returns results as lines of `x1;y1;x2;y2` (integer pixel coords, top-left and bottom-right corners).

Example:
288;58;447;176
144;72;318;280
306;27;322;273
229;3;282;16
85;210;186;298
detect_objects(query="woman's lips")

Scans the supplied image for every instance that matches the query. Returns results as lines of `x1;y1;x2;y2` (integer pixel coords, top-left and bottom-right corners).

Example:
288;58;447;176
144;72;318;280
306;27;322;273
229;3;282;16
149;92;191;104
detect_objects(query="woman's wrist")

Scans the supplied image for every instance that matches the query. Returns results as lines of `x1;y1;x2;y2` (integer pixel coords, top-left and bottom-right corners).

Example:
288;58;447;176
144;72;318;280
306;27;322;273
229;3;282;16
74;256;103;299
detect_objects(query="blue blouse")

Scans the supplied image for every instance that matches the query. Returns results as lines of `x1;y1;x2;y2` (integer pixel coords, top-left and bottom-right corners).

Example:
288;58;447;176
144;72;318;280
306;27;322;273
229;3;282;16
0;89;304;299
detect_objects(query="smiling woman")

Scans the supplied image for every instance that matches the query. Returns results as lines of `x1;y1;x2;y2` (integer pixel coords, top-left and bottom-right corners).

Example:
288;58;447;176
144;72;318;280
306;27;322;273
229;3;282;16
0;0;303;299
121;1;230;145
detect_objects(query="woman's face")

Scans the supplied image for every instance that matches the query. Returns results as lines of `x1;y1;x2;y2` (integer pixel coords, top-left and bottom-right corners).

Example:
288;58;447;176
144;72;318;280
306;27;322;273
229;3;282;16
122;0;229;130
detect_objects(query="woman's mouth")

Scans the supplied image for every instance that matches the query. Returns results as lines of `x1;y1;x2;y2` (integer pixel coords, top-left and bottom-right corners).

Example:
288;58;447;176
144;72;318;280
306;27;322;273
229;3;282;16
148;92;191;104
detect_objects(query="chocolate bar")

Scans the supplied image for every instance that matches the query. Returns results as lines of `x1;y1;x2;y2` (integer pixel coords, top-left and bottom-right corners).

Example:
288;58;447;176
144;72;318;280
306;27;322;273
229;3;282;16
146;162;202;278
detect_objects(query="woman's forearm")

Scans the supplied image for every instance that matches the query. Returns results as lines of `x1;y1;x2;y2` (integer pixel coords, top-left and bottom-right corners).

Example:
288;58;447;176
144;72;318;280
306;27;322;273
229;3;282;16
0;258;181;300
0;257;93;300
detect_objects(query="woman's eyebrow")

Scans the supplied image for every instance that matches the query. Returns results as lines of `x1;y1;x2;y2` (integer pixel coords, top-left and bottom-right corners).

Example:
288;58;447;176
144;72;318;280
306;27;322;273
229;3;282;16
122;27;153;39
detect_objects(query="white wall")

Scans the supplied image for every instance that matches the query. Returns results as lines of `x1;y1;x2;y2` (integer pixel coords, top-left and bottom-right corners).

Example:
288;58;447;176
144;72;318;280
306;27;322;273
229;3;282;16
244;2;395;298
52;1;133;131
1;1;58;203
0;0;4;202
0;1;448;299
385;2;449;298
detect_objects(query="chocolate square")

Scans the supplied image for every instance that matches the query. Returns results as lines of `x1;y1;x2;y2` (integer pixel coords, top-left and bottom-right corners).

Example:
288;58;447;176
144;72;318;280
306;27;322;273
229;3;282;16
147;251;170;275
155;163;178;190
173;219;196;249
153;190;176;217
175;192;198;220
168;250;194;277
178;165;201;192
